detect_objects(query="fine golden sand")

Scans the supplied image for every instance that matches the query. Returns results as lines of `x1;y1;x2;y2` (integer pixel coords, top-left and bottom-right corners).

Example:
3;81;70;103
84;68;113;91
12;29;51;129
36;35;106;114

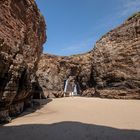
1;97;140;140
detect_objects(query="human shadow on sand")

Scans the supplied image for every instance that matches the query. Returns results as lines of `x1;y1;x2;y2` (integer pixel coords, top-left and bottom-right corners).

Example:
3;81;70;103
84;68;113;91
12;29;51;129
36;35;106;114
0;121;140;140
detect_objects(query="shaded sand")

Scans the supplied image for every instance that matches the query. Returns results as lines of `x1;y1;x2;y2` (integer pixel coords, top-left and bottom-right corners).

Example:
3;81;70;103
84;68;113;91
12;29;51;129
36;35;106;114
0;97;140;140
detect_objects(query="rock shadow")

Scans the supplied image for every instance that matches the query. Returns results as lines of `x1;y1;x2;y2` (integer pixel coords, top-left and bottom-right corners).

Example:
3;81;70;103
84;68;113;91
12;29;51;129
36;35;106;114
0;121;140;140
19;98;53;117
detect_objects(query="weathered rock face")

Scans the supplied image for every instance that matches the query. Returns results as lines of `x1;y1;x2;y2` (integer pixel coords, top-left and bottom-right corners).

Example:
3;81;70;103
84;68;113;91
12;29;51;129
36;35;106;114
37;13;140;99
93;13;140;99
37;52;93;97
0;0;46;122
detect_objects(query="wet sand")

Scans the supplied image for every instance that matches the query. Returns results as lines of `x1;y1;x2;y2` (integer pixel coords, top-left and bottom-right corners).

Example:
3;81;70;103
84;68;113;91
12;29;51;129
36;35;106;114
1;97;140;140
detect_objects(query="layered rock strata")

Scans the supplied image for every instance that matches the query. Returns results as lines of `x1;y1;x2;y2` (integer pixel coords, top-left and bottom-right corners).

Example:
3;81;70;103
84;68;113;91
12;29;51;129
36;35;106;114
37;13;140;99
37;52;93;98
93;13;140;99
0;0;46;122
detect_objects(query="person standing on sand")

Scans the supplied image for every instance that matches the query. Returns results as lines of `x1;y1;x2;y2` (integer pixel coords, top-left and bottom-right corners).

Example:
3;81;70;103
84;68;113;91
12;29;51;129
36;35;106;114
66;76;74;96
73;80;78;96
63;79;68;97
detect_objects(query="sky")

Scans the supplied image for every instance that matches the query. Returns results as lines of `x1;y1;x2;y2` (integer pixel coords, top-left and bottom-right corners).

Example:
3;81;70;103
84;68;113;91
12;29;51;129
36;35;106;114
35;0;140;56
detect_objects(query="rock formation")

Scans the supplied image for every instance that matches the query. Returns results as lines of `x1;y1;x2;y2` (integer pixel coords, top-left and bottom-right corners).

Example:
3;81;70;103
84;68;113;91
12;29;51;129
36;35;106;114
0;1;139;123
37;13;140;99
0;0;46;122
93;13;140;99
37;52;93;98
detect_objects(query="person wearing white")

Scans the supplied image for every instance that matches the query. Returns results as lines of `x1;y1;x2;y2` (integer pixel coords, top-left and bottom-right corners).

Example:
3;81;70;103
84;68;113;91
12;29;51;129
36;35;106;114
73;84;77;96
64;79;68;97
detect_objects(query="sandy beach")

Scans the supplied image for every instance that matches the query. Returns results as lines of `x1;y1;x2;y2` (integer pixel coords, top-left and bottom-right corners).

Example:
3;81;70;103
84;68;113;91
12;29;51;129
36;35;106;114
0;97;140;140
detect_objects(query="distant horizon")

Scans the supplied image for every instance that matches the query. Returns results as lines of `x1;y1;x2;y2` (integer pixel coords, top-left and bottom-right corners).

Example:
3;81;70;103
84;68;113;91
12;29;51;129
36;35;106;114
35;0;140;56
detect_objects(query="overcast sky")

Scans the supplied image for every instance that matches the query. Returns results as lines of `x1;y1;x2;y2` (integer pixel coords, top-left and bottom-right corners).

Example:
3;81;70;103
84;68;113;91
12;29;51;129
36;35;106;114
35;0;140;56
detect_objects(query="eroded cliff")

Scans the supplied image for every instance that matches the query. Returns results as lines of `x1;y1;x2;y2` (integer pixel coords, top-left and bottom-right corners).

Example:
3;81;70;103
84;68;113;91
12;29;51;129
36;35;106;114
0;0;46;122
37;52;93;97
93;13;140;99
37;13;140;99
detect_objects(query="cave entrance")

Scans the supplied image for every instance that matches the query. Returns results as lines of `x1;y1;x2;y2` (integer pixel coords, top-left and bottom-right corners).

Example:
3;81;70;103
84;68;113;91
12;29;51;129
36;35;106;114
63;76;80;97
